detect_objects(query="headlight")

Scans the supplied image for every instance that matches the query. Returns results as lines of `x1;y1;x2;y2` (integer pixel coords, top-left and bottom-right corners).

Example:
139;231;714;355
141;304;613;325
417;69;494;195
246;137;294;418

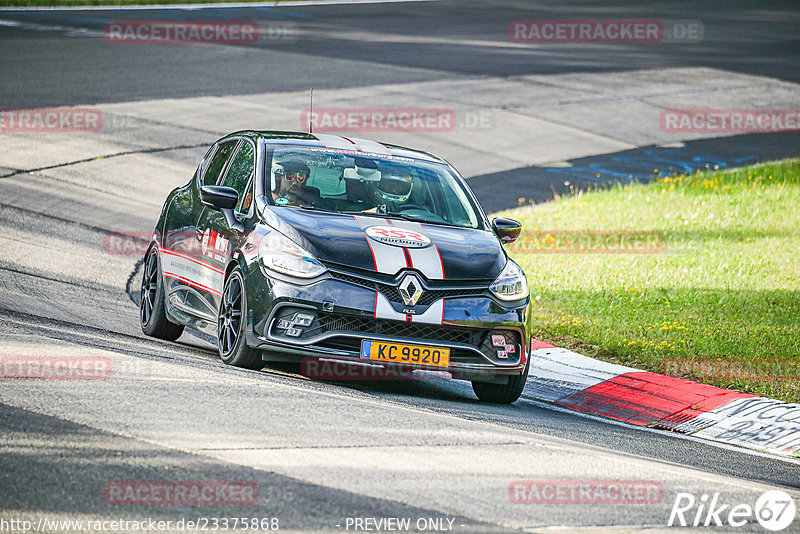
490;260;529;301
259;232;326;279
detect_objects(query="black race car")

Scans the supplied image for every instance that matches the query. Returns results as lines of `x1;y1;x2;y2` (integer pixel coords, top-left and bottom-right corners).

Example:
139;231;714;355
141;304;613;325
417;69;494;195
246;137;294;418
141;131;532;403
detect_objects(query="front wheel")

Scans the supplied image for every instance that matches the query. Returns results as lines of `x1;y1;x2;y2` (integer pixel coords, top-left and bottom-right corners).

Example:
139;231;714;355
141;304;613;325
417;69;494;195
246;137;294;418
217;267;263;370
140;246;184;341
472;358;529;404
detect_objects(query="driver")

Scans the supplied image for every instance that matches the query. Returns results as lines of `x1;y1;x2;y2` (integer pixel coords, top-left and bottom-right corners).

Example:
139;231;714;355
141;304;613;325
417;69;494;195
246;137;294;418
372;165;414;212
272;159;311;206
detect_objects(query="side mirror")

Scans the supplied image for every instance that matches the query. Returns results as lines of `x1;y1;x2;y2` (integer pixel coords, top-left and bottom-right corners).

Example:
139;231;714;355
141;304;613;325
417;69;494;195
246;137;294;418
200;185;239;211
492;217;522;244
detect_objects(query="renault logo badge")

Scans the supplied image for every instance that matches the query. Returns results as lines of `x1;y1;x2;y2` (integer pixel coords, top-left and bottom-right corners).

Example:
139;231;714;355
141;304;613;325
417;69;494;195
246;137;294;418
399;274;424;307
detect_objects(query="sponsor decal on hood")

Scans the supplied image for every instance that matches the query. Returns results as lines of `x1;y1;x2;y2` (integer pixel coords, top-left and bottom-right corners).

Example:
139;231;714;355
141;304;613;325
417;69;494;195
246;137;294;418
365;225;431;248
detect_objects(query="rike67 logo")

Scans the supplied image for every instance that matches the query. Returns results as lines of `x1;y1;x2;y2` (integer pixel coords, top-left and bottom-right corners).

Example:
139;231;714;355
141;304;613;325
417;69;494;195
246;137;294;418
669;490;796;531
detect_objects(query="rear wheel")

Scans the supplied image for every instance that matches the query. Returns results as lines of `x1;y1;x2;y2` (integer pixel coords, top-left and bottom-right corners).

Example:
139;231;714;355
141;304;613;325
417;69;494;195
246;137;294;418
218;267;263;370
140;246;184;341
472;358;529;404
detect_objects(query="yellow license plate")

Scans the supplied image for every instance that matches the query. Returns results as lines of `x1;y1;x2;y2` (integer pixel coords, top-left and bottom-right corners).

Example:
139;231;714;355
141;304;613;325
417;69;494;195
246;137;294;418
360;340;450;368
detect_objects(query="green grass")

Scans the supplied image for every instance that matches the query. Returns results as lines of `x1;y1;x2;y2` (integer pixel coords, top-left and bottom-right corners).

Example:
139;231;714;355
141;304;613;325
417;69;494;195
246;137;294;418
503;159;800;403
0;0;311;6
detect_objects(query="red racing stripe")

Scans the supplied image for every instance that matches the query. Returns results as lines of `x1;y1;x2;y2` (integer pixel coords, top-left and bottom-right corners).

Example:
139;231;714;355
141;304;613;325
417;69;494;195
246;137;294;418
160;247;225;275
163;271;222;298
354;215;379;272
365;239;378;272
340;135;363;151
310;133;329;148
556;372;755;426
434;244;445;279
414;225;444;279
385;219;411;269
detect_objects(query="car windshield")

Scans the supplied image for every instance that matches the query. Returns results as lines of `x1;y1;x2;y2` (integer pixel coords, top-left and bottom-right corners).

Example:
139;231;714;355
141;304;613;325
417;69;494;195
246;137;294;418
266;145;481;228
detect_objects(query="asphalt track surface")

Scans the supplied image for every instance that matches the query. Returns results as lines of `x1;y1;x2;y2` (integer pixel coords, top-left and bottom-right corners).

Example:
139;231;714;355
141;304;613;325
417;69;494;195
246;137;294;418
2;0;799;107
1;1;800;532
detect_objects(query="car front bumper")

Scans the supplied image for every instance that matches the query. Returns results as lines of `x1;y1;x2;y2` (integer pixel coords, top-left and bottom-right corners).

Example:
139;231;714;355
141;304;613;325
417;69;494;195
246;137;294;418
244;267;531;382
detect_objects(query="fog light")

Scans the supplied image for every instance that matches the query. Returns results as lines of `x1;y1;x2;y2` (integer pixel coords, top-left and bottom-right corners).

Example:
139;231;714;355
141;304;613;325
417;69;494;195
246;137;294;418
277;319;292;330
496;350;508;359
285;328;303;337
293;313;314;327
491;334;506;347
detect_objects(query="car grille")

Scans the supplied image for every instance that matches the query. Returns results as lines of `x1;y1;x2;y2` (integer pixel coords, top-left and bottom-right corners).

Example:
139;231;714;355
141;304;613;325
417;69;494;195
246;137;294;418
270;308;521;365
328;270;487;306
320;314;481;345
315;337;490;365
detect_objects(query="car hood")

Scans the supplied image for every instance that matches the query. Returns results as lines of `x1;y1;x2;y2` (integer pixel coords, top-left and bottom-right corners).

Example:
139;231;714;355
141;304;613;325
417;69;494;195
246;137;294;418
261;207;506;281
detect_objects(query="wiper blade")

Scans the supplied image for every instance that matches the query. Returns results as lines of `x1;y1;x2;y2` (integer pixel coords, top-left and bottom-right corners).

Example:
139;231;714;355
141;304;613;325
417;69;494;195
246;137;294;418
299;205;341;213
342;210;380;215
343;210;459;227
383;212;451;226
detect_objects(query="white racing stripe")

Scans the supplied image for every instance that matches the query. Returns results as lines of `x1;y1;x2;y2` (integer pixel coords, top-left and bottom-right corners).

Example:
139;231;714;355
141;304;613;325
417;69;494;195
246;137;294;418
371;241;407;275
354;217;444;279
344;137;393;155
374;292;403;321
353;215;408;276
374;292;444;325
159;248;224;297
388;220;445;279
311;133;359;151
354;216;446;322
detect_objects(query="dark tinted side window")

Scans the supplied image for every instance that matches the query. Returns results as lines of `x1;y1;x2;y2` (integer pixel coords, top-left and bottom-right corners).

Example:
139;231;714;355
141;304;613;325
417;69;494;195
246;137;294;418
221;141;255;212
203;140;239;186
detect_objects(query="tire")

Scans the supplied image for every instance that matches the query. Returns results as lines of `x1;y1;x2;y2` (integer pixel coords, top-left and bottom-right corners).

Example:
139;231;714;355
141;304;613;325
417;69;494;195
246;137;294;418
140;246;184;341
472;358;529;404
217;267;263;370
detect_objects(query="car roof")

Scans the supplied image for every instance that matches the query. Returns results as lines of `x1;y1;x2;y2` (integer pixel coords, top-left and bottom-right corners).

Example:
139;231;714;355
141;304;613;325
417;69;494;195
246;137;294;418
225;130;446;164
